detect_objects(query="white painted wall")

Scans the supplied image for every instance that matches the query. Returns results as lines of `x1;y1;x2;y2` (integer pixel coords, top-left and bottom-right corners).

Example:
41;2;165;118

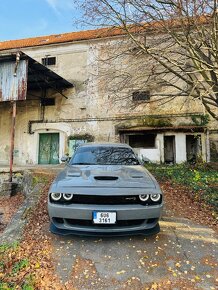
133;132;207;164
135;148;161;163
133;133;162;163
175;133;187;163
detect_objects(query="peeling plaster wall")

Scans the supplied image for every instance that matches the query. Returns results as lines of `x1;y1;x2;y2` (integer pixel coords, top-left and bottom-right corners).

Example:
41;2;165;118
0;37;217;164
0;100;38;164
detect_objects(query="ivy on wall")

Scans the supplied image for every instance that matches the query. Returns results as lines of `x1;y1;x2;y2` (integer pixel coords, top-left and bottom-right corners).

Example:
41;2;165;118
67;133;95;144
191;114;209;126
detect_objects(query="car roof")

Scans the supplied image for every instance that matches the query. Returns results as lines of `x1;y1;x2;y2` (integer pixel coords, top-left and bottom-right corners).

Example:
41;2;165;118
79;142;132;149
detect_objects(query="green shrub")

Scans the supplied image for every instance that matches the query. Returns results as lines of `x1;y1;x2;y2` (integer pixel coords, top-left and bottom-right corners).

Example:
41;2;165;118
146;163;218;211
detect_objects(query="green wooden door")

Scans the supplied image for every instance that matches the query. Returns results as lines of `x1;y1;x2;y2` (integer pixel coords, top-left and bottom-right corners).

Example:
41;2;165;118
38;133;59;164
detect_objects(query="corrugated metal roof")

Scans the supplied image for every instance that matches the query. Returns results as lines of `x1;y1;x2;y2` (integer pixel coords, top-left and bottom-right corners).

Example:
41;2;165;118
0;59;28;101
0;52;73;101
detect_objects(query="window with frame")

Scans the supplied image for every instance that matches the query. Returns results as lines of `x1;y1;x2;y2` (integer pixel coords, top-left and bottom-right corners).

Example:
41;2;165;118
42;57;56;66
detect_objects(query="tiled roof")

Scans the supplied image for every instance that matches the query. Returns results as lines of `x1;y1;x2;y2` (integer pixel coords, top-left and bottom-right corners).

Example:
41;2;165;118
0;15;210;52
0;27;127;51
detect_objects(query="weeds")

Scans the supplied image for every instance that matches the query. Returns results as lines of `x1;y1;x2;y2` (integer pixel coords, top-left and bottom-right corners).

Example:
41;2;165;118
12;259;29;274
0;243;34;290
146;163;218;212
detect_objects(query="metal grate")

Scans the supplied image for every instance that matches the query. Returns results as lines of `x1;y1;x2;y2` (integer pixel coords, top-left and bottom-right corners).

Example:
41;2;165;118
65;218;145;227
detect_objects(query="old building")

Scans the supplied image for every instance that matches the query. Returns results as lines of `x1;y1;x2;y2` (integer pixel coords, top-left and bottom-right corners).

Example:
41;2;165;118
0;28;217;165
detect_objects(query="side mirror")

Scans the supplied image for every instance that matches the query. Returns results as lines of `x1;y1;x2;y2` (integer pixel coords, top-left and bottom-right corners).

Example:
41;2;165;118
61;156;68;163
141;156;151;165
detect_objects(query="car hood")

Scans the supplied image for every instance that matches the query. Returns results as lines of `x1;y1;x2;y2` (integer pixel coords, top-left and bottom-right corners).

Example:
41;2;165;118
50;165;158;191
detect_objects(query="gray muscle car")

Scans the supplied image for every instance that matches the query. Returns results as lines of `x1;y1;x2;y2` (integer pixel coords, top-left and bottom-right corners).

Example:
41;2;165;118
48;143;163;236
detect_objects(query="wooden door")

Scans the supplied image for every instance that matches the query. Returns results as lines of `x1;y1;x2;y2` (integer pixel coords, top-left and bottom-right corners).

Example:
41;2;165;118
38;133;59;164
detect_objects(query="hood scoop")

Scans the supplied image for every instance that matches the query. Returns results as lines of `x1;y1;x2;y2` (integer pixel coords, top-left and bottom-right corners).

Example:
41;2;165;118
94;176;118;181
67;171;81;177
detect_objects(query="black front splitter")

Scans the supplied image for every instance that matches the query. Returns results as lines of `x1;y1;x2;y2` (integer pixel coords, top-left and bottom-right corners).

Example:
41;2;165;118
50;222;160;237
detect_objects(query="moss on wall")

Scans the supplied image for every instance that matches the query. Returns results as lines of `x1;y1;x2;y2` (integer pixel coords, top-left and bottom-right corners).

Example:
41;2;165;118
142;117;172;127
67;133;95;143
191;114;210;126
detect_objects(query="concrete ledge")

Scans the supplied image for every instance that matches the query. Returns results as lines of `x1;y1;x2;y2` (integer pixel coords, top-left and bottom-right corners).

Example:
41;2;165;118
0;172;44;244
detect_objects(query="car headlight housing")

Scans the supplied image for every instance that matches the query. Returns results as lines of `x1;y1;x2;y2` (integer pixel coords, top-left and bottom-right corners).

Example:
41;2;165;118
150;193;161;202
50;192;62;201
63;193;73;201
139;194;149;202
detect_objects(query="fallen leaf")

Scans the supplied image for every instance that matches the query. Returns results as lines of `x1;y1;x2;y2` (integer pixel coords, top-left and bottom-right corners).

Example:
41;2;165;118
116;270;126;275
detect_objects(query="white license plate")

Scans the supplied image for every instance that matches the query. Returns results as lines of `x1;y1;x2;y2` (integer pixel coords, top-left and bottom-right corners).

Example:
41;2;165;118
93;211;116;224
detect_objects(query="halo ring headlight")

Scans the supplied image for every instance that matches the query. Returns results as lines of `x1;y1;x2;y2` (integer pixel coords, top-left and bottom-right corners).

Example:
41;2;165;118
50;192;62;201
139;194;149;202
63;193;73;201
150;193;161;202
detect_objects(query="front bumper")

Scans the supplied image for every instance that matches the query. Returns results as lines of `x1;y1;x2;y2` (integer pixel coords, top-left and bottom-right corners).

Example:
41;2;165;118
48;202;163;236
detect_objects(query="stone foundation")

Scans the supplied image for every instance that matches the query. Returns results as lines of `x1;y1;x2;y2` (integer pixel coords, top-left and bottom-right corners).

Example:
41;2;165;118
0;182;18;197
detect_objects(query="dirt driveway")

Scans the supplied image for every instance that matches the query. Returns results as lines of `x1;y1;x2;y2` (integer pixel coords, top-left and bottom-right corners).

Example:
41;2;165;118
49;214;217;289
45;180;218;290
1;173;217;290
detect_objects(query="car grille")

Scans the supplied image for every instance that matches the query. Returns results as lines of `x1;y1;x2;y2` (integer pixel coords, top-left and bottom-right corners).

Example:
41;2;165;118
51;194;162;205
70;195;140;205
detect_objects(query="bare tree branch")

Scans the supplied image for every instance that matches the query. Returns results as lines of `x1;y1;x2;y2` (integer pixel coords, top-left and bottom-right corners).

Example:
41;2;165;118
77;0;218;119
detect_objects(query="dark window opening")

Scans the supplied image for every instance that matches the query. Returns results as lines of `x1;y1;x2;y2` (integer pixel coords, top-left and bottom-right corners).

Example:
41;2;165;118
164;136;175;164
41;98;55;106
129;134;156;148
42;57;56;66
186;135;201;163
132;91;150;101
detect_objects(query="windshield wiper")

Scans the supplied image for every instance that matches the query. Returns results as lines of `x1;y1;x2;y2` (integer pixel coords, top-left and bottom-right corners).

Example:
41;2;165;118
71;162;93;165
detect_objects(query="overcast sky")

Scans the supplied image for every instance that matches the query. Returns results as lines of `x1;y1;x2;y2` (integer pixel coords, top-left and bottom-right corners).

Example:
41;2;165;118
0;0;83;41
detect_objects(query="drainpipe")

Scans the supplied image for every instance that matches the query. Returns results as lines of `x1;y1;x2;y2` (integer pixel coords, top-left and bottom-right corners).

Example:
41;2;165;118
206;129;210;162
13;51;21;77
9;101;17;182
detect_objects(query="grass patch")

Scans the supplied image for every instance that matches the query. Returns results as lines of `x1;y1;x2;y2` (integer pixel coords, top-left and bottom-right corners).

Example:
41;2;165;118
0;243;35;290
146;163;218;212
32;174;49;188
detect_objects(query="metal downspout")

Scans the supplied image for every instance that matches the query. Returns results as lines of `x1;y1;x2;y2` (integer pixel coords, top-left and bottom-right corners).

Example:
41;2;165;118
206;129;210;162
9;101;17;182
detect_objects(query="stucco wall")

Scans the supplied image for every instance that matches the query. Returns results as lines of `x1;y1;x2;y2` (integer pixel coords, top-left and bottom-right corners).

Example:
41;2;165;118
0;37;217;164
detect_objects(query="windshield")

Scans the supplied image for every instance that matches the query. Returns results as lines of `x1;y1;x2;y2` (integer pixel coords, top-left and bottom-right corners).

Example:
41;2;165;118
69;146;140;166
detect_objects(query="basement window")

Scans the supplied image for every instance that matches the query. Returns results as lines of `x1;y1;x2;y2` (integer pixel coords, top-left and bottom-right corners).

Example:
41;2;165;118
129;134;156;148
40;98;55;106
42;57;56;66
132;91;150;101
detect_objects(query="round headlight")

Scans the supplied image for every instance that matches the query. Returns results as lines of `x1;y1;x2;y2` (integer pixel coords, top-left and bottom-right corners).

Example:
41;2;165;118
50;192;62;201
139;194;149;202
150;194;161;202
63;193;73;201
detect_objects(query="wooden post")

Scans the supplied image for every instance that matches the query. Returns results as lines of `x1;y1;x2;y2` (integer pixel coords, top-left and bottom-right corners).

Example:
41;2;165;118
9;101;16;183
